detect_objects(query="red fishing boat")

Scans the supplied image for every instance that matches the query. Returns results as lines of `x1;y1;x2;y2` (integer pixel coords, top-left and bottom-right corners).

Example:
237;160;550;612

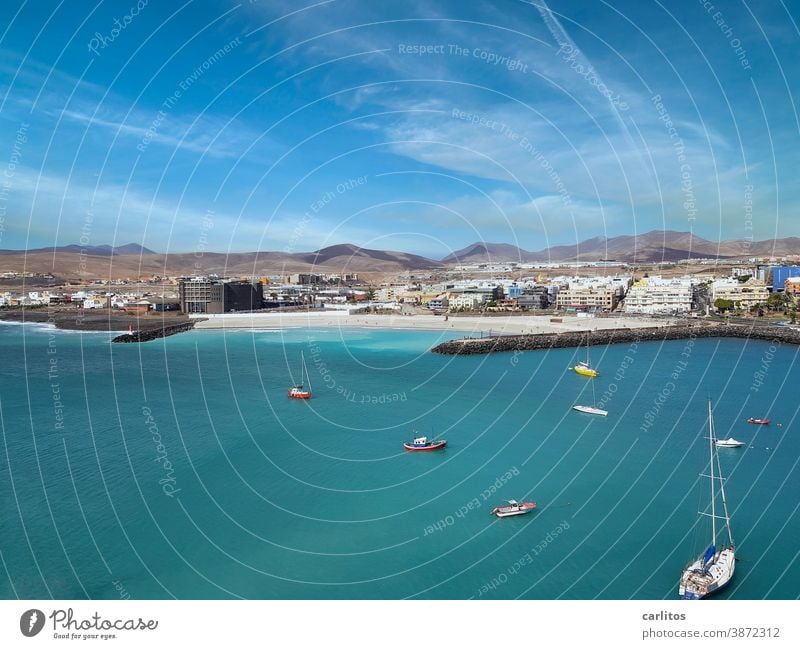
747;418;770;425
403;436;446;451
491;500;536;518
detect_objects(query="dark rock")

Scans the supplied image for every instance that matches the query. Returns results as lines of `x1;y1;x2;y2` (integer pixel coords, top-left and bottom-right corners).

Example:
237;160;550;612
430;324;800;355
112;321;196;343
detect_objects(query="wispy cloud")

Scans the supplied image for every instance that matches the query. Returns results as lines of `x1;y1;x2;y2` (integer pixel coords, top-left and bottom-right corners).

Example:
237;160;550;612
57;105;260;159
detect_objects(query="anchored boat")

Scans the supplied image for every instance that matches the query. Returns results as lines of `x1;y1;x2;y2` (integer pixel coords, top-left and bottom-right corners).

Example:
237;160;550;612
572;333;599;377
678;400;736;600
288;351;312;399
573;366;608;416
491;500;536;518
715;438;744;448
403;436;447;452
573;360;599;378
747;418;770;425
573;404;608;416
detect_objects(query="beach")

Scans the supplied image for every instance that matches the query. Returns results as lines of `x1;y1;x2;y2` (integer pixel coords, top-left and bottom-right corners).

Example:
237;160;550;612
190;310;672;335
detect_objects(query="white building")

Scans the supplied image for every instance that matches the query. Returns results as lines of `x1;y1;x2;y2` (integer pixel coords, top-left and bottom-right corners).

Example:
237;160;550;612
623;278;694;314
82;296;107;309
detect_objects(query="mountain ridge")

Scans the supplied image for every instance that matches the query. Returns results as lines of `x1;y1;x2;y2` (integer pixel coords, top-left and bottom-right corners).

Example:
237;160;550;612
0;243;157;256
1;232;798;279
444;230;800;263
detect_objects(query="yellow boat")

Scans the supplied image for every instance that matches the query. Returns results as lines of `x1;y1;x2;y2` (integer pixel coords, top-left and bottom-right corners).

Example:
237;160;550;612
573;361;599;377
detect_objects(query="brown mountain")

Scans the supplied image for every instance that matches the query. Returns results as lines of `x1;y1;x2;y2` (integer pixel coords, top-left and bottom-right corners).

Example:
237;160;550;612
0;243;440;280
0;243;156;256
301;244;440;269
443;231;800;263
441;242;529;264
2;232;797;281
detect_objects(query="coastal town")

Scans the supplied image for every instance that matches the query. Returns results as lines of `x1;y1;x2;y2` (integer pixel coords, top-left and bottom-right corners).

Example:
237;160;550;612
2;258;799;329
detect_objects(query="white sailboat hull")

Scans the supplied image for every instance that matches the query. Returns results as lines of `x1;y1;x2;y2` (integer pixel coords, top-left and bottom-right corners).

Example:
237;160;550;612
678;548;736;599
572;405;608;416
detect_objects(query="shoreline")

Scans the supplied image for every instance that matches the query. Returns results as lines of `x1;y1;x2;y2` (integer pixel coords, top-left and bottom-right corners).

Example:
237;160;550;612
6;309;798;352
189;311;674;336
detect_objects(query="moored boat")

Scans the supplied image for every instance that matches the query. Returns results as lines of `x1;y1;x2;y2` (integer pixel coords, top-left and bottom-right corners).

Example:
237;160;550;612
572;333;599;377
288;385;311;399
678;400;736;600
573;360;599;377
288;351;312;399
747;418;770;425
403;436;447;451
491;499;536;518
715;438;744;448
572;404;608;416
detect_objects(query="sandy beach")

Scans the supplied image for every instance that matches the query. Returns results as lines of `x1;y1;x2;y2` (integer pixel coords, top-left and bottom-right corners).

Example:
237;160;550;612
190;310;674;335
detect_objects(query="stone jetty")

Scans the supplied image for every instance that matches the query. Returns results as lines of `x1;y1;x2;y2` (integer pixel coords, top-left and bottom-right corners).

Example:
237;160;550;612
112;321;196;343
431;323;800;355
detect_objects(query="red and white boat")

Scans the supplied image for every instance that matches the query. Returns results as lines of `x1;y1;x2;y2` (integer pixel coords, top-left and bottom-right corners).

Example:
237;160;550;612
288;352;312;400
747;418;770;425
403;436;447;451
288;385;311;399
491;500;536;518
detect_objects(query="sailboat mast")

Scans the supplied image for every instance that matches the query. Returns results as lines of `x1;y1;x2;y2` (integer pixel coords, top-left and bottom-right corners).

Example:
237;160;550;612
714;426;735;548
708;399;717;546
302;351;311;391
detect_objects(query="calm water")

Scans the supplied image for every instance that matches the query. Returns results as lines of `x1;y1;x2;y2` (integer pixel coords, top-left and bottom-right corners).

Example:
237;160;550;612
1;322;799;599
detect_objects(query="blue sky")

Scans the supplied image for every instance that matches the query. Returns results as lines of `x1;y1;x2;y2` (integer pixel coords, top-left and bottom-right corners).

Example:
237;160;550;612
0;0;798;259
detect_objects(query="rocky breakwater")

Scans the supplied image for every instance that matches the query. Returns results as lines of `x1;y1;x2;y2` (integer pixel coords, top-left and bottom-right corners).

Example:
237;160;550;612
112;321;196;343
431;323;800;355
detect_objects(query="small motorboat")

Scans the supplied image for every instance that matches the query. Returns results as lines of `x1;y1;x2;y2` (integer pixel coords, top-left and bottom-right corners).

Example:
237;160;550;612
573;404;608;416
747;418;770;425
715;438;744;448
403;436;447;452
491;500;536;518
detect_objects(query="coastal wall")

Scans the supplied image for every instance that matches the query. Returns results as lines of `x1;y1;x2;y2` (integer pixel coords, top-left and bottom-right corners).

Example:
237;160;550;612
111;321;196;343
431;324;800;355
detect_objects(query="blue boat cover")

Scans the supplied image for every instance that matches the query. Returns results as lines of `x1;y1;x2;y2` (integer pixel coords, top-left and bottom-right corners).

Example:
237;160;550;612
703;545;716;567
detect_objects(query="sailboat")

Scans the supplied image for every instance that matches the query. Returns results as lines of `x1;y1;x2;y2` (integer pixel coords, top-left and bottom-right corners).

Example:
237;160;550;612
287;351;312;399
572;333;599;377
572;371;608;416
678;400;736;599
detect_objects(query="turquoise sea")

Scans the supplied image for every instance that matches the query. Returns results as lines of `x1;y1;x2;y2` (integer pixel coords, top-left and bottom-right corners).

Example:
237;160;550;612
1;322;799;599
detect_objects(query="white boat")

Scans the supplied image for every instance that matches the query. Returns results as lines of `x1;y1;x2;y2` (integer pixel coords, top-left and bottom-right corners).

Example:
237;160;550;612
715;438;743;448
572;404;608;416
491;499;536;518
678;400;736;599
572;356;608;416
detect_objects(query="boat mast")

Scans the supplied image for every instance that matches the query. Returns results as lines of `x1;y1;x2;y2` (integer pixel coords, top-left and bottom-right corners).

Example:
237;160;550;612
714;419;735;549
302;351;311;391
586;332;590;364
708;399;717;547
